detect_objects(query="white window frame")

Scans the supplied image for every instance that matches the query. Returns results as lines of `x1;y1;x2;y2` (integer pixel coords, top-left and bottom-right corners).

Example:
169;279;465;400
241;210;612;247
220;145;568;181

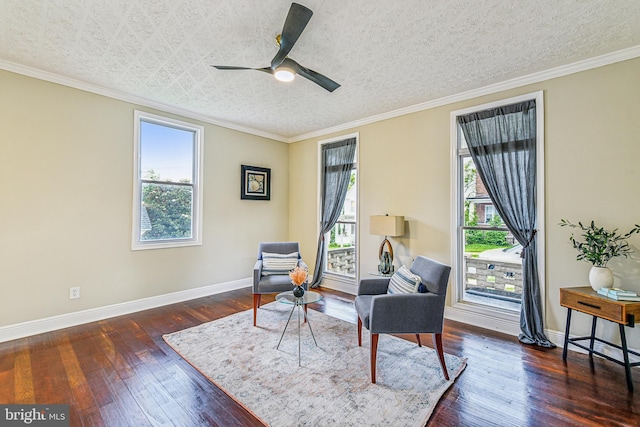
449;91;545;336
317;132;359;292
132;110;204;250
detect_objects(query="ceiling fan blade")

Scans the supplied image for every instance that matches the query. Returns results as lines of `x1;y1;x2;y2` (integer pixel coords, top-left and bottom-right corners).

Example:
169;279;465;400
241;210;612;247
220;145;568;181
212;65;272;74
293;61;340;92
270;3;313;69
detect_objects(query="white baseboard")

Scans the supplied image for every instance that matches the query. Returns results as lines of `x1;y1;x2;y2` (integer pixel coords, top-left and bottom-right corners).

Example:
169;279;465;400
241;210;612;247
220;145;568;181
0;278;251;343
444;305;601;353
444;311;640;358
547;328;640;357
444;304;522;337
545;328;566;349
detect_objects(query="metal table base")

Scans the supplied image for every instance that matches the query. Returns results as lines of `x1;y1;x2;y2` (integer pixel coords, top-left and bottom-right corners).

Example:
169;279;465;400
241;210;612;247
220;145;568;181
276;294;319;366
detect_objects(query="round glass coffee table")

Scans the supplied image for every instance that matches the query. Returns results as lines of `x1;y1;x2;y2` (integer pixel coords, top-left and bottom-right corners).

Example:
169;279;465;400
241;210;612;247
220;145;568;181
275;290;322;366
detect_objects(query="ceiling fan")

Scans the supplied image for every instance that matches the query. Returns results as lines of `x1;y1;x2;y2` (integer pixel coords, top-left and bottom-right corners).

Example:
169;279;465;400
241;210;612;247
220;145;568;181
212;3;340;92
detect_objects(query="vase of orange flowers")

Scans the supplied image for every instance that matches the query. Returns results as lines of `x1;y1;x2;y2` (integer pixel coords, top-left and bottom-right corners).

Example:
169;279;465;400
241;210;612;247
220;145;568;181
289;266;308;298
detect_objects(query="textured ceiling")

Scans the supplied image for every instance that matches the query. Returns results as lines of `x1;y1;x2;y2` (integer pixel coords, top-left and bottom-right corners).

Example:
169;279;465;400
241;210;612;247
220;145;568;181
1;0;639;140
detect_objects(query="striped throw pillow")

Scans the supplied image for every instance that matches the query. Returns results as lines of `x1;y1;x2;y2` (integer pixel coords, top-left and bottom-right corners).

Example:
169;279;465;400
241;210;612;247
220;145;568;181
262;252;299;275
387;265;422;294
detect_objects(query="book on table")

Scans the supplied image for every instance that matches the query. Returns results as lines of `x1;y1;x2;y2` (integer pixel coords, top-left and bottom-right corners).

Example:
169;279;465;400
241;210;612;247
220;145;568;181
606;294;640;301
597;287;637;298
597;288;640;301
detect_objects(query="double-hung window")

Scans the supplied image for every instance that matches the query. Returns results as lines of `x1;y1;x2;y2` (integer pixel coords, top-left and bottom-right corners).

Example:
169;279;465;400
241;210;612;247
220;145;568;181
132;111;203;250
450;92;545;334
318;133;358;286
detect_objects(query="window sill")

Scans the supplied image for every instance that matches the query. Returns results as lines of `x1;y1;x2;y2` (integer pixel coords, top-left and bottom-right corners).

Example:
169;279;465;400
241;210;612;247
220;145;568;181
320;272;357;295
131;239;202;251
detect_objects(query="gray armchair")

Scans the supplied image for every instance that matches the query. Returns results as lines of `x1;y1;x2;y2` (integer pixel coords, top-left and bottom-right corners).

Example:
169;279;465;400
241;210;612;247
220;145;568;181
253;242;307;326
355;255;451;383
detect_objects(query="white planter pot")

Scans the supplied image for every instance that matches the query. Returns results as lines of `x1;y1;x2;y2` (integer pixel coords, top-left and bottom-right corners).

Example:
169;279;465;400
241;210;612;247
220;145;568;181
589;266;614;291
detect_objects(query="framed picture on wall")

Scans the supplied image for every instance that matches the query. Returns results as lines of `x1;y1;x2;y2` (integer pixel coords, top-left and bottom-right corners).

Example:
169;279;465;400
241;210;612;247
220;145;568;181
241;165;271;200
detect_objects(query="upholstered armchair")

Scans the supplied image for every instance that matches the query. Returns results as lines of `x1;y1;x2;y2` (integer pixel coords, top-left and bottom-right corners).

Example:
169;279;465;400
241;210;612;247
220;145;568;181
253;242;307;326
355;256;451;383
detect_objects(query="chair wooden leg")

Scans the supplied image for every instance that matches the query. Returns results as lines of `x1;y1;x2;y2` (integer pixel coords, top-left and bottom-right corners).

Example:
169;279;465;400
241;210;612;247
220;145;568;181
303;304;308;323
416;334;422;347
433;333;449;381
357;318;362;347
371;333;379;384
253;294;261;327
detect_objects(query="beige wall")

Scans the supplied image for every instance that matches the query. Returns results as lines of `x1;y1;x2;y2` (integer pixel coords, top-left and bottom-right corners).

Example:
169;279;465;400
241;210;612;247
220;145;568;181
2;57;639;343
0;70;289;327
289;57;640;342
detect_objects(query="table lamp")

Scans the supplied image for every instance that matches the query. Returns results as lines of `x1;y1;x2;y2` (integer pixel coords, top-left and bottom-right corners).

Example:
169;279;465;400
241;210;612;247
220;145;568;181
370;214;405;274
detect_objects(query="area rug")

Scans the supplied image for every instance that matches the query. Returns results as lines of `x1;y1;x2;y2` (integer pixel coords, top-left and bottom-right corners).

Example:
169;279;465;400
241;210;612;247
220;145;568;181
163;302;466;426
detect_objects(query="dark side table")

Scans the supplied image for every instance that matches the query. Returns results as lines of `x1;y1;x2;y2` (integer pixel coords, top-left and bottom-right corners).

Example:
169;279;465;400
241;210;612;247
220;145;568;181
560;286;640;391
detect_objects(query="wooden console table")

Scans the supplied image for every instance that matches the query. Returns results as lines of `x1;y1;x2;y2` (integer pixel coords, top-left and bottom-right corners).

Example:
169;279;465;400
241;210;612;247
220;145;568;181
560;286;640;391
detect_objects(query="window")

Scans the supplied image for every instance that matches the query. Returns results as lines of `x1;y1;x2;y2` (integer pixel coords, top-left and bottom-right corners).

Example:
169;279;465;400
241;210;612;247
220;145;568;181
459;153;520;311
484;205;497;223
132;111;203;250
317;133;358;284
325;168;357;277
451;92;545;331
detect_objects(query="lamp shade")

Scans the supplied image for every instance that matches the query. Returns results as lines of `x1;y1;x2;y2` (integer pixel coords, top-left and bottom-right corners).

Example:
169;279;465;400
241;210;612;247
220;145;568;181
370;215;404;237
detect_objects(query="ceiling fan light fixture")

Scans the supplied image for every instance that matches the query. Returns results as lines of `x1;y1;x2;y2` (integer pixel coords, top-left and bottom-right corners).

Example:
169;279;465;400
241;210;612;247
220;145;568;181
274;67;295;82
213;3;339;91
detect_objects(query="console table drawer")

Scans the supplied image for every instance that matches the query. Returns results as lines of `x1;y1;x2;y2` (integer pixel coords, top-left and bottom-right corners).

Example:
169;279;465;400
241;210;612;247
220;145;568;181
560;290;623;323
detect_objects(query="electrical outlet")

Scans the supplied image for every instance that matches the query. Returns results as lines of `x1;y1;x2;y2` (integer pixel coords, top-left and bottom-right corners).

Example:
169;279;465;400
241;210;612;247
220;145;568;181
69;287;80;299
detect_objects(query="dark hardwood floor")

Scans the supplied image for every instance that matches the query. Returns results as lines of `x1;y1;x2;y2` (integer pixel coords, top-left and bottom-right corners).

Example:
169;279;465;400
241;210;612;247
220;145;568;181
0;287;638;426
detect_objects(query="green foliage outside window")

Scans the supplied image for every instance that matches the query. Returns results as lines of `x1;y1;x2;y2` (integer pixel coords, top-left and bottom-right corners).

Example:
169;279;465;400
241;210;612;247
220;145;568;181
141;170;193;240
465;214;510;250
462;157;509;253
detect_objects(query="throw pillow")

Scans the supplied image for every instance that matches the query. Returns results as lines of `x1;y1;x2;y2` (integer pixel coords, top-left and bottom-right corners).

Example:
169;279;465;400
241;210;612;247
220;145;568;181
262;252;299;275
387;265;422;294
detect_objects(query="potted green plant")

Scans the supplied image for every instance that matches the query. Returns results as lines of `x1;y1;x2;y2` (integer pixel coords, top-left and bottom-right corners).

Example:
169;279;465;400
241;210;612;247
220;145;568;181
559;219;640;290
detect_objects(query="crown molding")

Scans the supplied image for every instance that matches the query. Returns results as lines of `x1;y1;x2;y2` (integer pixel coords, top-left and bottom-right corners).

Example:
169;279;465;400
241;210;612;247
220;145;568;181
0;59;287;143
3;44;639;144
287;44;640;143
